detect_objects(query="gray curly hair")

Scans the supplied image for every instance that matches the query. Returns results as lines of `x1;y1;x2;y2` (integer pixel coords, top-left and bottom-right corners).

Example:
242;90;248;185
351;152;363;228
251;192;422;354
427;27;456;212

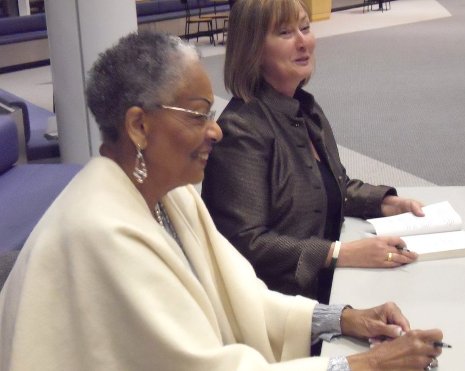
85;31;199;142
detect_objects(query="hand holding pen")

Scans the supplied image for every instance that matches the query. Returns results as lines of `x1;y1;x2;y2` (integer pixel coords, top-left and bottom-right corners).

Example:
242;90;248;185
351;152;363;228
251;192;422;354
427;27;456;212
342;302;447;370
367;329;451;370
350;328;445;370
370;330;452;349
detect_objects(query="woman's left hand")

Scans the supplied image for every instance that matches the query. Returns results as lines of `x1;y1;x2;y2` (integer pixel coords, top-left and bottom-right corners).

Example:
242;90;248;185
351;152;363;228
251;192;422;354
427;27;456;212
340;302;410;340
381;196;424;217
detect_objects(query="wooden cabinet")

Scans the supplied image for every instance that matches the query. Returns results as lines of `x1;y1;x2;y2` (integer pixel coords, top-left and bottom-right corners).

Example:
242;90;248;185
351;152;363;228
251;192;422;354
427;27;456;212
303;0;332;22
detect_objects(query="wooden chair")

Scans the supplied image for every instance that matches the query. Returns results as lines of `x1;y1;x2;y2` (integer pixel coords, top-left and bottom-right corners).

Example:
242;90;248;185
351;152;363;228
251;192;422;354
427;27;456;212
180;0;215;45
363;0;391;13
222;18;228;43
363;0;371;13
199;0;229;42
380;0;391;11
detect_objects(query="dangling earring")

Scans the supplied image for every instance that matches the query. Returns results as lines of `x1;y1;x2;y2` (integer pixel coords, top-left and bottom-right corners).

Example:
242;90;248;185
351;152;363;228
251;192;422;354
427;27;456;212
133;144;147;184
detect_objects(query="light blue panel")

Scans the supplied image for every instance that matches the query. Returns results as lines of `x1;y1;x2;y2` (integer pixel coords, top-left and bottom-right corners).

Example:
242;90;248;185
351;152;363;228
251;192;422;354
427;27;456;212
45;0;138;164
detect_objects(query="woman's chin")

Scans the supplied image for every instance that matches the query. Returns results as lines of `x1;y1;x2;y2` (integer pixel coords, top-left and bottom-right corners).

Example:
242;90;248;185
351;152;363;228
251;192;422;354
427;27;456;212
184;171;205;187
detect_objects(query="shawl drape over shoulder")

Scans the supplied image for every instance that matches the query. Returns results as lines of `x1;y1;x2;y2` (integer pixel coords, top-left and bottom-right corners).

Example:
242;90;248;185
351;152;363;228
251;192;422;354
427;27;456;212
0;157;328;371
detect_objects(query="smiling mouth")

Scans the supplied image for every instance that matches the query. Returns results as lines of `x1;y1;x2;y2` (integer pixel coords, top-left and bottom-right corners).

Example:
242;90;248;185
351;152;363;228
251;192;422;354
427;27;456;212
197;153;209;161
295;56;309;64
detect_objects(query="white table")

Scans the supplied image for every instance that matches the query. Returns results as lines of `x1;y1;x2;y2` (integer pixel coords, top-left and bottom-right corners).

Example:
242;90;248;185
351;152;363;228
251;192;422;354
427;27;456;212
322;187;465;370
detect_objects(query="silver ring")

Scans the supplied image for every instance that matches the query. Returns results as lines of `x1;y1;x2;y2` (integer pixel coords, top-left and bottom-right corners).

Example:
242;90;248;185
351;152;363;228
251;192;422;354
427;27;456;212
425;358;438;370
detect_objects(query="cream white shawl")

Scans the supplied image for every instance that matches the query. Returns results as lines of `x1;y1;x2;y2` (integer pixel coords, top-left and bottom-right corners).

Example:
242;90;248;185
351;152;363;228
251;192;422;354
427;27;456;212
0;157;328;371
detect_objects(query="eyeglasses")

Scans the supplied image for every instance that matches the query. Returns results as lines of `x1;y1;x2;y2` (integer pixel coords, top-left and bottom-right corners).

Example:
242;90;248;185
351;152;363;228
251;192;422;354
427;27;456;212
159;104;216;123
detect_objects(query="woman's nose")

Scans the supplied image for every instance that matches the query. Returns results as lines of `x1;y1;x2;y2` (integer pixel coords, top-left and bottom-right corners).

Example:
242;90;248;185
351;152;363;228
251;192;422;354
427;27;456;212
295;34;306;50
296;28;305;40
296;30;314;49
207;120;223;143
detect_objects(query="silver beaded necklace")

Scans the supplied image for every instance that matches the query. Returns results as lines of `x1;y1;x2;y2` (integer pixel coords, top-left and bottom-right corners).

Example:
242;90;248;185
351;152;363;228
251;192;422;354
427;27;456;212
153;202;183;249
153;201;198;277
153;203;165;226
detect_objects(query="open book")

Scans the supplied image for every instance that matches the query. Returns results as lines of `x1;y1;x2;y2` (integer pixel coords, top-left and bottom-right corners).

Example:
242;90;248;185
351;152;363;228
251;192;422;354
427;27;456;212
367;201;465;261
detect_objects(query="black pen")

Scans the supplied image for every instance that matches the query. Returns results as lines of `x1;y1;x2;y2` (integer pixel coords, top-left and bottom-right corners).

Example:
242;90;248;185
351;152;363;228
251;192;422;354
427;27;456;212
434;341;452;348
399;331;452;348
395;244;410;252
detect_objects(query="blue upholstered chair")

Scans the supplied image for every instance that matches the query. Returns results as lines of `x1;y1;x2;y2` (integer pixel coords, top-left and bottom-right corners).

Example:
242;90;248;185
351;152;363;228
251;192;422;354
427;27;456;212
0;113;81;275
0;88;59;162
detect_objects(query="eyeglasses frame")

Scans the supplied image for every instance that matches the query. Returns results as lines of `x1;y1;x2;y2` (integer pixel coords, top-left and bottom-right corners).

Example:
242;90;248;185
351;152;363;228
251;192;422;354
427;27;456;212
158;104;216;123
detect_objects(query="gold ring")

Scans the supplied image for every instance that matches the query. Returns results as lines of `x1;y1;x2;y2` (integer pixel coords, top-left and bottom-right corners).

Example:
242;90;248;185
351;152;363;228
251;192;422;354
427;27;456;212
387;252;393;262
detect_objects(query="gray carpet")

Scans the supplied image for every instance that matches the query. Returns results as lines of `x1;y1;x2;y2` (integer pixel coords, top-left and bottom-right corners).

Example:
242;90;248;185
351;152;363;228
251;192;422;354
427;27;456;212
202;0;465;186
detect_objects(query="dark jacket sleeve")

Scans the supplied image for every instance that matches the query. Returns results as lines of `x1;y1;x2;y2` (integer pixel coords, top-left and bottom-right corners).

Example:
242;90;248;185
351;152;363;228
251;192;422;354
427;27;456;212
345;179;396;219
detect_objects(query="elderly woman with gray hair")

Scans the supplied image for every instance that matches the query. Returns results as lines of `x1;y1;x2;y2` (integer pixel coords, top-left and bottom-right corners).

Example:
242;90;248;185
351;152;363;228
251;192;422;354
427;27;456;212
0;31;442;371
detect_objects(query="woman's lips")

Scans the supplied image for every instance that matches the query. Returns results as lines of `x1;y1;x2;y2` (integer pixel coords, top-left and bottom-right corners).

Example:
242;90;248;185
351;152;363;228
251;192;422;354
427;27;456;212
294;56;310;65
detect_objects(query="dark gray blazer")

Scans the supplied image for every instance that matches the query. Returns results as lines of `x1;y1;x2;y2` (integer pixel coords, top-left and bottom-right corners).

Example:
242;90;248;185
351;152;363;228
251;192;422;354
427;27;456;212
202;84;394;299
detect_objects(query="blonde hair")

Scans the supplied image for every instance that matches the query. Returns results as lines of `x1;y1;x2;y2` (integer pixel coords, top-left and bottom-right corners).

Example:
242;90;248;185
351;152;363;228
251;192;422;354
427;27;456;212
224;0;310;102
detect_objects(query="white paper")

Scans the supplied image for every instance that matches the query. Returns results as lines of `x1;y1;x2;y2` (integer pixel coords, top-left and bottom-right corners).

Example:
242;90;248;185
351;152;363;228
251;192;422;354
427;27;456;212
366;201;465;261
367;201;462;237
401;230;465;261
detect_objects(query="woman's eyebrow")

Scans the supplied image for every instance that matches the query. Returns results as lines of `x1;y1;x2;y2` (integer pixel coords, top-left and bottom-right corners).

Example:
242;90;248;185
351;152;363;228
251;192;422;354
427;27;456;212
188;97;213;106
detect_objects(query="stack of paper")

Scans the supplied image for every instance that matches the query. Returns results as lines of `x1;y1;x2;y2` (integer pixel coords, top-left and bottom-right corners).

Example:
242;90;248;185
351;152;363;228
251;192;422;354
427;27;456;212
367;201;465;261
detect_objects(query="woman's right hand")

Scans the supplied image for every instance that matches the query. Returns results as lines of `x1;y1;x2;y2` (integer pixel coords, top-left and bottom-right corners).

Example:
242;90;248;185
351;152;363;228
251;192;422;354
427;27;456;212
347;329;443;370
336;236;418;268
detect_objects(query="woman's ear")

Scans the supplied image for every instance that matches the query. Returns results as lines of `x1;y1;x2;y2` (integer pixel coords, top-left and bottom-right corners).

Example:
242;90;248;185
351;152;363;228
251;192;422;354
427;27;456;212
125;106;148;149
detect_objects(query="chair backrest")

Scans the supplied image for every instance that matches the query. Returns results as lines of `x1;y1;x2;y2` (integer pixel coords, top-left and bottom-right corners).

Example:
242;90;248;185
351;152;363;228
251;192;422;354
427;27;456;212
180;0;205;18
0;93;30;143
180;0;193;18
0;89;58;162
